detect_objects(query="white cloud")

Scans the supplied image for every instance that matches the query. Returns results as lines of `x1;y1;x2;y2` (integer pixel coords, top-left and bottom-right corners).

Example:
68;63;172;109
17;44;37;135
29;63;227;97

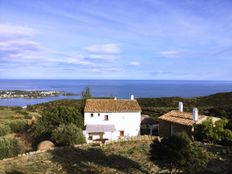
0;23;35;38
0;23;122;72
0;23;95;67
160;51;179;57
87;54;118;61
84;43;121;54
130;61;141;66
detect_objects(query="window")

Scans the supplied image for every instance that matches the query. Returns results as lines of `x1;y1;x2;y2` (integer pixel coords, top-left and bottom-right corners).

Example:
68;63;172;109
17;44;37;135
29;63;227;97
91;113;94;117
120;131;124;137
104;115;109;121
88;136;93;140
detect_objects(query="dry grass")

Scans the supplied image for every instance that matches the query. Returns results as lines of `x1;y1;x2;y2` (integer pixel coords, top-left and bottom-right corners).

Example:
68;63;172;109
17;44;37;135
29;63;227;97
0;140;158;174
0;140;232;174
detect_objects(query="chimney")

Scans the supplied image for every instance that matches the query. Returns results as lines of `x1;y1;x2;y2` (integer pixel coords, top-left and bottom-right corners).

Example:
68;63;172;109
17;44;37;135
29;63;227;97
178;102;183;112
130;94;134;100
192;108;198;121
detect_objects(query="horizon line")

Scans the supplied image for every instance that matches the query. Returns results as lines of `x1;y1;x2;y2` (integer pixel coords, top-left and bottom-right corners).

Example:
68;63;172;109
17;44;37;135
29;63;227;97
0;79;232;82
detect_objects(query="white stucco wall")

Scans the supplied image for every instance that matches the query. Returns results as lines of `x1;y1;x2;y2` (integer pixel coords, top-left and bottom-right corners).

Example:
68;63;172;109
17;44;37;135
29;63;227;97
84;112;141;142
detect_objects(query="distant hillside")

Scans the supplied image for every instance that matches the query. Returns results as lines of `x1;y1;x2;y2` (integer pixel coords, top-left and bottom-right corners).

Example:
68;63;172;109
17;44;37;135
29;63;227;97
27;92;232;120
138;92;232;120
138;92;232;108
27;99;82;113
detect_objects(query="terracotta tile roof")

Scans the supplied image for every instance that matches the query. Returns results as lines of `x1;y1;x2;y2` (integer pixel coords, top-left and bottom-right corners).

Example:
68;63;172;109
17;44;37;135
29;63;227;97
84;99;141;113
159;110;207;126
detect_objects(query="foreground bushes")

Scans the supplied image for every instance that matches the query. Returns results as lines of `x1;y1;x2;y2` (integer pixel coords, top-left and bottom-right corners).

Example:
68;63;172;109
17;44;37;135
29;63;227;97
194;118;232;145
150;132;208;174
32;106;84;146
52;123;85;146
0;124;11;136
6;120;27;133
0;137;24;159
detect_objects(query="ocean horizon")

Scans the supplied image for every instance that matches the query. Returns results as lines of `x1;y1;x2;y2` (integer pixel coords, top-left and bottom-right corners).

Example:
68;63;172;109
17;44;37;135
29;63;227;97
0;79;232;106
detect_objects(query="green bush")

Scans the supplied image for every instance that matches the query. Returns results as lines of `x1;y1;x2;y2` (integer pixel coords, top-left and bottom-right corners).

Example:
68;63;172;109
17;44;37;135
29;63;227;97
150;132;208;174
194;118;232;144
194;118;214;142
0;137;23;159
32;106;84;145
6;120;27;133
16;110;29;117
52;123;85;146
0;124;11;136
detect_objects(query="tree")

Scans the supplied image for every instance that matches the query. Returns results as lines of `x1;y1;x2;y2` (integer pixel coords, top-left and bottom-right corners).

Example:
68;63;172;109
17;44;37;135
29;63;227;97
150;132;208;174
81;86;91;110
32;106;84;145
82;86;91;100
52;123;85;146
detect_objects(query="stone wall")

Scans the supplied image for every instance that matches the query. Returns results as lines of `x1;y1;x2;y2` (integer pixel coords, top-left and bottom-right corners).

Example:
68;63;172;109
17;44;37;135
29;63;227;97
159;119;193;137
159;120;171;137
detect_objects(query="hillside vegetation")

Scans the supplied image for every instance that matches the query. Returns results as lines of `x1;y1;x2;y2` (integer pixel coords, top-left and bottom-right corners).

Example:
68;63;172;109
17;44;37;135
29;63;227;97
0;139;231;174
0;107;41;160
27;92;232;120
0;92;232;173
138;92;232;119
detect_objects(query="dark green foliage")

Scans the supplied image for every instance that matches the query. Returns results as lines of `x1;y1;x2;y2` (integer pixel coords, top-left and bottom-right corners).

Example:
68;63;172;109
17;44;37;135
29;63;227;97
80;86;92;113
197;92;232;107
150;132;208;174
0;137;24;160
138;92;232;120
194;118;215;142
194;118;232;145
6;120;27;133
27;92;232;120
27;99;82;113
52;123;85;146
81;86;91;101
226;119;232;130
32;106;84;145
0;124;11;136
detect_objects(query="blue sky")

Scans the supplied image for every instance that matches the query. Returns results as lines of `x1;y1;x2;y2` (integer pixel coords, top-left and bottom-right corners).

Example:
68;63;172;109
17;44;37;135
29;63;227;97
0;0;232;80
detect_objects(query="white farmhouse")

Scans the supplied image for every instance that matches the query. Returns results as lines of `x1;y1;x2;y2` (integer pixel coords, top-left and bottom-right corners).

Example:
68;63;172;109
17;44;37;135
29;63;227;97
83;95;141;143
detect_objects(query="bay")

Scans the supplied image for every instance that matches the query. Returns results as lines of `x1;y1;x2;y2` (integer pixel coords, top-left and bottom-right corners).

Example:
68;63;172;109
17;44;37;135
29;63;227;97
0;79;232;106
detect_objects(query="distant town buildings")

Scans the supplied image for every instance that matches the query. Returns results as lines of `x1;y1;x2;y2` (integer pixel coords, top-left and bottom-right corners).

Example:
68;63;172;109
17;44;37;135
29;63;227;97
0;90;62;99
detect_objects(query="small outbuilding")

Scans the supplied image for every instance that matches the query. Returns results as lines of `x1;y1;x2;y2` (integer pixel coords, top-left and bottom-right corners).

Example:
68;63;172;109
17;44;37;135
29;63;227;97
159;102;220;137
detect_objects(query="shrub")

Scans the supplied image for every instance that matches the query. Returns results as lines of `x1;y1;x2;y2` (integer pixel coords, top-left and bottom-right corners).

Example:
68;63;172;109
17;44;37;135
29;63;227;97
150;132;208;174
0;124;11;136
194;118;232;144
16;110;29;117
52;123;85;146
0;137;23;159
194;117;214;142
32;106;84;144
6;120;27;133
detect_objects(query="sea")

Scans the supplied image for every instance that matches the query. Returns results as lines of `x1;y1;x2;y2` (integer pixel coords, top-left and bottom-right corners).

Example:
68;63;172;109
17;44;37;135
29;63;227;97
0;79;232;107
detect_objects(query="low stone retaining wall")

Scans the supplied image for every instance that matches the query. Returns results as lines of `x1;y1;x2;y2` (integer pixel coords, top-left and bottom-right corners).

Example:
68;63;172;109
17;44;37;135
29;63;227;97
1;135;156;161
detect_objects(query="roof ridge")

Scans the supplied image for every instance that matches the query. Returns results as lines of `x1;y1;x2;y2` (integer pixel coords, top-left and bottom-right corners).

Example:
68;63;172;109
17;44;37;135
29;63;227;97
84;98;141;112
